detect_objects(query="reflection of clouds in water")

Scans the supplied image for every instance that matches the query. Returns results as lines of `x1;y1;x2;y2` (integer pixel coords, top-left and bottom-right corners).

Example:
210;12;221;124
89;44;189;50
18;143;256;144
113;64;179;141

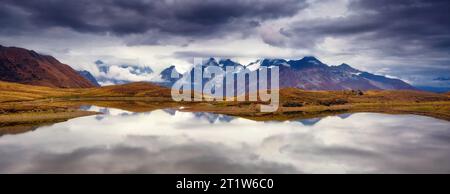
192;112;235;123
0;110;449;173
0;137;298;174
271;114;450;173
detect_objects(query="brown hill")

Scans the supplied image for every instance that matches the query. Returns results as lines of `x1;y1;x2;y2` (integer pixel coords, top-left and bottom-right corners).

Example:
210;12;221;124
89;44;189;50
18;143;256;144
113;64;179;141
0;81;171;102
0;45;96;88
279;88;449;106
80;82;172;98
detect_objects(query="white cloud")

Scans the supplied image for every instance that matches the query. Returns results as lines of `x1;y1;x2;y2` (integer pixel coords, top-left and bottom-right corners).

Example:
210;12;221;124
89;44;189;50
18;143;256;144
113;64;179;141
102;65;161;83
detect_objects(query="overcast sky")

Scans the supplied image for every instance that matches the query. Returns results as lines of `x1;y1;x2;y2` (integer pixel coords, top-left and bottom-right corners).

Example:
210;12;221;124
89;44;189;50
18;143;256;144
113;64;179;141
1;0;449;86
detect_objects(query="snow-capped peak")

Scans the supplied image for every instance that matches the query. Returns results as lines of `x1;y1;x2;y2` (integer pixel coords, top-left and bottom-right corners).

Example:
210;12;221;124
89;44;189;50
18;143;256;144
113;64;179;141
246;59;262;71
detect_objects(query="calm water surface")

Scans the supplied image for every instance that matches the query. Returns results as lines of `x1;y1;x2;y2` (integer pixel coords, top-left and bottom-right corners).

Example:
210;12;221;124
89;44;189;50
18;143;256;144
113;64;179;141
0;106;449;173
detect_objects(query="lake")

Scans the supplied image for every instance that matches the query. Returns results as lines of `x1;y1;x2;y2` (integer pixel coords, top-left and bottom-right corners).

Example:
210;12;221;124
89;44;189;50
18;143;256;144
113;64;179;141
0;106;449;173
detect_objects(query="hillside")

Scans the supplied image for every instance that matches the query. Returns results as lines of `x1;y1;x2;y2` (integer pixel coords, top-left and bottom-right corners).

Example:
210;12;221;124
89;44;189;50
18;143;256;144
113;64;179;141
0;45;96;88
79;82;171;98
77;70;100;86
0;81;171;103
0;81;80;102
279;88;449;105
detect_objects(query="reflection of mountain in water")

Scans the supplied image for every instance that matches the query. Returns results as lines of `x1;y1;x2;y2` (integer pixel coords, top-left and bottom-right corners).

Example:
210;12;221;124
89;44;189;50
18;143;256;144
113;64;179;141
162;109;235;123
298;118;322;126
337;113;352;119
79;105;136;121
193;112;235;123
298;113;353;126
82;105;356;126
0;122;60;136
163;109;176;115
84;106;355;125
82;106;236;123
78;105;93;111
0;125;40;136
95;114;105;121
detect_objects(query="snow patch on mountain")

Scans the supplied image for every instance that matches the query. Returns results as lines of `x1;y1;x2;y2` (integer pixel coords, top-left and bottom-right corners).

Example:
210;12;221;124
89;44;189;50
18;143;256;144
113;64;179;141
246;60;261;71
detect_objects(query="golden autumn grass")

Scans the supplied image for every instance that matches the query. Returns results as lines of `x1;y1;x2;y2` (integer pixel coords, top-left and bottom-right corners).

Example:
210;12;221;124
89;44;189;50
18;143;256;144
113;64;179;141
0;80;449;131
177;89;450;121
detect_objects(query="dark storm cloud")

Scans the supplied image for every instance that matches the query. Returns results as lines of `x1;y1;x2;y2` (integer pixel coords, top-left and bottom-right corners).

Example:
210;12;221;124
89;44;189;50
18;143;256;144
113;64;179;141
348;0;450;45
280;0;450;57
256;0;450;85
173;50;246;59
0;0;306;39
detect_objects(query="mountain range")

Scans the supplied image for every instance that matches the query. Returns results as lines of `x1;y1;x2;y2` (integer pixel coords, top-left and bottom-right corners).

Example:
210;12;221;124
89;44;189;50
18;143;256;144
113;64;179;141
159;57;415;91
0;45;416;91
77;70;101;87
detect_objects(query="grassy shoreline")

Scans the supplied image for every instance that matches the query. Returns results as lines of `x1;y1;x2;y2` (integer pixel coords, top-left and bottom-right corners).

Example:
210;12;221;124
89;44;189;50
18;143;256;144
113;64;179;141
1;98;449;137
1;97;449;122
0;81;449;131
